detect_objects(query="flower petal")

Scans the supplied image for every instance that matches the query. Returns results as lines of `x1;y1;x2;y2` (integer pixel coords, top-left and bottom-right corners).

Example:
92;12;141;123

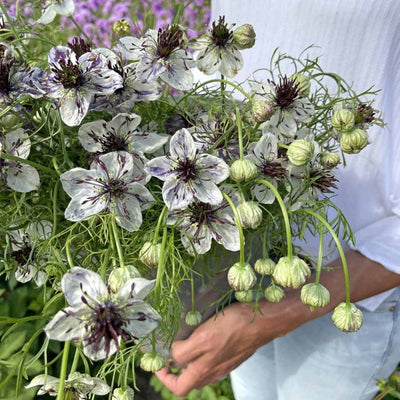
44;307;86;341
219;47;243;78
124;301;161;338
145;156;175;181
60;168;102;197
196;46;221;75
64;189;107;222
61;267;107;307
59;88;92;127
7;164;40;193
196;154;230;183
162;178;194;210
169;128;197;160
110;195;143;232
192;179;223;205
6;129;30;159
117;278;155;301
83;336;119;361
78;120;108;153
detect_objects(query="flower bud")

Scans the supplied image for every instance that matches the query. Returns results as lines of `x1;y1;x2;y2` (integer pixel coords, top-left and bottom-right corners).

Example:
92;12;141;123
108;265;141;292
234;290;253;303
272;256;311;289
320;152;341;168
264;284;285;302
254;258;276;275
0;113;21;131
300;283;330;308
140;352;165;372
287;139;314;166
112;387;135;400
230;159;258;182
340;129;369;154
227;262;257;291
252;100;274;123
331;302;363;332
232;24;256;49
237;201;263;229
290;73;311;97
331;109;355;131
112;19;131;36
185;310;202;326
139;242;161;268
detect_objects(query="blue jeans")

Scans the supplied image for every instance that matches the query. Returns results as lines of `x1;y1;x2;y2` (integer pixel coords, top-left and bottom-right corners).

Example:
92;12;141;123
231;288;400;400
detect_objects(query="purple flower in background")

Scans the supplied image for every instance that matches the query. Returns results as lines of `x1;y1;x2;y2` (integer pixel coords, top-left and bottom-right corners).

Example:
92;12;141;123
146;128;230;210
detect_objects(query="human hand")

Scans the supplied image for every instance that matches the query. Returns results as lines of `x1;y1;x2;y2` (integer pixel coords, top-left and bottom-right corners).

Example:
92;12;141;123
155;301;278;397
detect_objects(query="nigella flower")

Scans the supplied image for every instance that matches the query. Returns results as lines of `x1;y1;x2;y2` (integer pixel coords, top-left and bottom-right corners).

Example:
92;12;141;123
37;0;75;25
91;60;162;114
8;221;51;286
119;25;194;91
0;49;46;109
246;133;288;204
189;114;239;162
253;77;314;138
167;192;240;255
44;267;161;361
60;151;154;231
26;372;110;398
146;128;230;210
0;128;40;193
192;16;243;78
78;112;168;159
39;44;123;126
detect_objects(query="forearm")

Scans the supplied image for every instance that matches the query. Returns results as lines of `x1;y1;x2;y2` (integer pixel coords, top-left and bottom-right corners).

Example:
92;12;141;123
248;250;400;348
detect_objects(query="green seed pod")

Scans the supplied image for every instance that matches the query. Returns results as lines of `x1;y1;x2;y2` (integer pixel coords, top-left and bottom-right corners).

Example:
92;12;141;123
332;302;363;332
340;129;369;154
185;310;202;326
264;284;285;302
108;265;141;292
139;241;161;268
300;282;330;308
320;152;341;168
237;201;263;229
140;353;165;372
290;73;311;97
230;159;258;182
287;139;314;166
331;109;355;131
112;19;131;36
254;258;276;275
272;256;311;289
227;262;257;291
252;100;274;123
232;24;256;49
112;387;135;400
234;290;254;303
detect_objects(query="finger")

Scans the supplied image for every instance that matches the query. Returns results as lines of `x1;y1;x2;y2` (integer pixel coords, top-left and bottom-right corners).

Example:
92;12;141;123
155;366;201;397
171;336;205;366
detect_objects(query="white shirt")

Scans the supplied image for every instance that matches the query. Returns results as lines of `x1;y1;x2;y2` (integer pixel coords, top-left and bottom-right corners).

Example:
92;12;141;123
211;0;400;310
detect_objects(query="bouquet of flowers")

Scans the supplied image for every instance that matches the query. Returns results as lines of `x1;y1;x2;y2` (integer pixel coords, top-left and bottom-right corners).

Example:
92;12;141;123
0;2;383;399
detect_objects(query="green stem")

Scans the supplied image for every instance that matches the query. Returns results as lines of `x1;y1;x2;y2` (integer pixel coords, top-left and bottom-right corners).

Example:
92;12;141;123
155;226;168;297
65;239;74;269
68;15;91;41
235;107;244;159
190;269;195;311
56;341;70;400
151;330;156;356
222;192;245;266
221;74;226;110
52;180;59;236
257;179;293;259
70;347;80;374
153;206;168;245
110;217;125;269
1;153;59;176
315;226;324;284
295;208;351;304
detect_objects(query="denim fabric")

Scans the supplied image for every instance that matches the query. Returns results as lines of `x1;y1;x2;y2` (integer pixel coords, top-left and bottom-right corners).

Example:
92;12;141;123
231;288;400;400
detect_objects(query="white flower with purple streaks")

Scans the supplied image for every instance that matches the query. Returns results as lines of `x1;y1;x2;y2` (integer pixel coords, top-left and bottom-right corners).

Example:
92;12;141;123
60;151;154;231
37;0;75;24
39;45;123;126
146;129;230;210
8;220;52;286
91;62;162;114
119;26;194;91
167;193;240;255
78;112;168;158
246;133;288;204
44;267;161;361
0;128;40;193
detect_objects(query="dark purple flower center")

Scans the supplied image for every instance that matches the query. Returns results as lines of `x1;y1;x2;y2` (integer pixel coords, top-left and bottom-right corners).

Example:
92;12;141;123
67;36;94;58
89;128;130;153
273;76;300;108
355;103;375;124
211;16;233;47
0;59;12;93
51;59;84;89
103;178;127;196
309;169;338;193
188;202;214;225
175;158;197;182
261;161;287;179
156;25;184;58
12;245;33;266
